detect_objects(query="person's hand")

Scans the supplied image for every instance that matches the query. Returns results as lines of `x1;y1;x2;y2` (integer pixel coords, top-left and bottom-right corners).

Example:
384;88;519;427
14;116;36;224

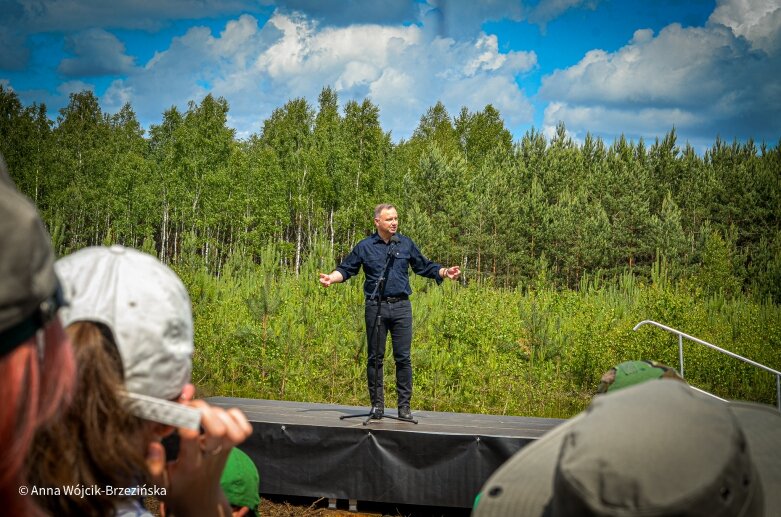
177;383;196;403
147;400;253;517
318;272;332;287
444;266;461;280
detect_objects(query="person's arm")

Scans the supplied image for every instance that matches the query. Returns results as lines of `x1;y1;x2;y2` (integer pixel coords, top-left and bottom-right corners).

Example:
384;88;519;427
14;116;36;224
408;240;459;283
318;244;362;287
319;270;344;287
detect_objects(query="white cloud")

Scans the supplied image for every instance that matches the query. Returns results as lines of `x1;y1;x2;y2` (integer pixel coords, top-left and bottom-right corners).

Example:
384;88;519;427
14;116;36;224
464;34;537;76
543;102;700;139
0;1;269;72
57;79;95;96
58;29;136;76
3;0;593;76
335;62;381;90
709;0;781;53
539;0;781;146
103;12;537;140
102;79;133;109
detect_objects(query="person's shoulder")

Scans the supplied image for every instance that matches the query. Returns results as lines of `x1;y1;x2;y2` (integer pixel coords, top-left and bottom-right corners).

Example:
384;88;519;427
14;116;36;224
357;233;381;246
397;234;416;246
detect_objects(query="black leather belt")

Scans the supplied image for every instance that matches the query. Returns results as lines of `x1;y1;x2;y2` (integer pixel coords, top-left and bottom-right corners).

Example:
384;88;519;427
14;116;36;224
381;295;408;303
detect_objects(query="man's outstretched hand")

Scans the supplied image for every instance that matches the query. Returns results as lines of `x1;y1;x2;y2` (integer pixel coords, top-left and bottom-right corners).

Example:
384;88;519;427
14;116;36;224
319;271;343;287
443;266;461;280
318;273;333;287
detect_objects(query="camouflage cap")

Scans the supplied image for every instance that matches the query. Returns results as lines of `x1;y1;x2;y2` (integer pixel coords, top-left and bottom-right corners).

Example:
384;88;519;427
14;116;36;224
597;359;684;393
0;154;61;356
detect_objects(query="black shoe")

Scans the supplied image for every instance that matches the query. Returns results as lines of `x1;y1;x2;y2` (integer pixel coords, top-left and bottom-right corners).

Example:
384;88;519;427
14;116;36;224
398;406;413;420
371;405;384;419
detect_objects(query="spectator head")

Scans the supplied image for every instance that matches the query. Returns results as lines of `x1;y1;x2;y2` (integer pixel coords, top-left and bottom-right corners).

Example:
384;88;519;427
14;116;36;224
30;244;200;515
55;244;200;431
0;154;75;514
597;359;684;394
220;448;261;517
474;380;780;516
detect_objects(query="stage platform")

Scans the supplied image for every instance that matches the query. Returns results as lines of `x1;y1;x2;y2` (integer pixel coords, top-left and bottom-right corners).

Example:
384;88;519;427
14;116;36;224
207;397;565;510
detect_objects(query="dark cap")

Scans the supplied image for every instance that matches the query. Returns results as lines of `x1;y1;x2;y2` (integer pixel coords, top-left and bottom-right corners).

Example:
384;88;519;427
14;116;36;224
0;154;60;355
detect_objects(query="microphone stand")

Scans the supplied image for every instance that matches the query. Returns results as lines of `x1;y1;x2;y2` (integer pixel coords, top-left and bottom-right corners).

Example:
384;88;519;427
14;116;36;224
340;237;418;425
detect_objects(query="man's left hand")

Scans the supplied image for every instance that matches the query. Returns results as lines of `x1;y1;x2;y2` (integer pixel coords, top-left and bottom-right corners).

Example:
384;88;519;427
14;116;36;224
443;266;461;280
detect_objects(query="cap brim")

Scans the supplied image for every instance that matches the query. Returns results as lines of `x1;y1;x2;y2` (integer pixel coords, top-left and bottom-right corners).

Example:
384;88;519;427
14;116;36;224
122;392;202;430
728;401;781;511
473;413;585;516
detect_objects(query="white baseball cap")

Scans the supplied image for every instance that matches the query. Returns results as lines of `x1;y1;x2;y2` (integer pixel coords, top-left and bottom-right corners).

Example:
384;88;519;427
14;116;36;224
56;245;200;429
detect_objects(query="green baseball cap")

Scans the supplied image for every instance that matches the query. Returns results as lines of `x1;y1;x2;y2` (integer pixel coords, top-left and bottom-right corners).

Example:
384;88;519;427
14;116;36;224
474;381;780;516
597;359;683;393
220;447;260;511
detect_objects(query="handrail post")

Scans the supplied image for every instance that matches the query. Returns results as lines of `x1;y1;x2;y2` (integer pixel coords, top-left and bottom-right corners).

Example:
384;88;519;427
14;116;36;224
678;334;684;379
777;375;780;412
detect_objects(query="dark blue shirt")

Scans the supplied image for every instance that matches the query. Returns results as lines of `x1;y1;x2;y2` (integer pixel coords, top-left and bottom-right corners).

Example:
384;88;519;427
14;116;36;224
336;233;443;300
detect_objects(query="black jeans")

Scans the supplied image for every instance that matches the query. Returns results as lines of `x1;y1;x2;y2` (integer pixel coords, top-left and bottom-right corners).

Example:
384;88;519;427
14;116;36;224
364;299;413;408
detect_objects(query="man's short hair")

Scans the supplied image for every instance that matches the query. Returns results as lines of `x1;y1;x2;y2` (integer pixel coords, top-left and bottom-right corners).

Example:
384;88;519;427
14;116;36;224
374;204;396;218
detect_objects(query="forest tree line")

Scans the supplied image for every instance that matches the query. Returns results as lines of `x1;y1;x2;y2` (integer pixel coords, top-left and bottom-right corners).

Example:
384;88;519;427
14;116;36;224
1;85;779;303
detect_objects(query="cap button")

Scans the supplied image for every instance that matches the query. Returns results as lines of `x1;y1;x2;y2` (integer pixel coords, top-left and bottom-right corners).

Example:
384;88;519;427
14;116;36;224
109;245;125;254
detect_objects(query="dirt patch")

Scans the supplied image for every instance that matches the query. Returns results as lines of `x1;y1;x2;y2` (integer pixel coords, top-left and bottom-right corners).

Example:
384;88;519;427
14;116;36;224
146;494;469;516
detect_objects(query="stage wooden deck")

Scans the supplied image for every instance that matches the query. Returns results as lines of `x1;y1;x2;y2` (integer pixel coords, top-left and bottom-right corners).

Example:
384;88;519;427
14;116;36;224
208;397;565;510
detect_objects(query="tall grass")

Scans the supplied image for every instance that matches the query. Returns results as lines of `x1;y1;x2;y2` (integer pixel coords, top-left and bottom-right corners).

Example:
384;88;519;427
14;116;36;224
179;245;781;419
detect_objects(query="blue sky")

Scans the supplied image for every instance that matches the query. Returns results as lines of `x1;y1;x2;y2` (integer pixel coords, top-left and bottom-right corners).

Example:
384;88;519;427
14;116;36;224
2;0;780;150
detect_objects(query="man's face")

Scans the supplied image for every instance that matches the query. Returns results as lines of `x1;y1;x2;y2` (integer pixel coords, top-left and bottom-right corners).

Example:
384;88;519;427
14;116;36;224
374;208;398;237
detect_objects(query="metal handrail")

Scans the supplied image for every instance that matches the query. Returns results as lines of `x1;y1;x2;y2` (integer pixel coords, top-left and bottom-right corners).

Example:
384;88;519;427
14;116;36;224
633;320;781;411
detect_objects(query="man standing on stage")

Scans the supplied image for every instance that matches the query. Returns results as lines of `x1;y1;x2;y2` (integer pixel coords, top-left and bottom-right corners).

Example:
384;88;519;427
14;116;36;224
318;204;460;421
